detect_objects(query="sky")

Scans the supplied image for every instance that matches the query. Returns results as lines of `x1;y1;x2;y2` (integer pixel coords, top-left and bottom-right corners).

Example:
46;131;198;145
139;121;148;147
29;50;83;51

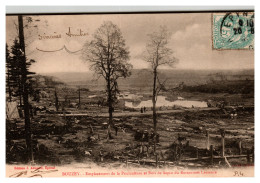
6;13;254;73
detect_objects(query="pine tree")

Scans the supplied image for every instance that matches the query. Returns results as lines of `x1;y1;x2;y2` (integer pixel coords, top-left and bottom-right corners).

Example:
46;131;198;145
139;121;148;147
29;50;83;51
7;39;36;105
6;43;12;102
9;39;23;104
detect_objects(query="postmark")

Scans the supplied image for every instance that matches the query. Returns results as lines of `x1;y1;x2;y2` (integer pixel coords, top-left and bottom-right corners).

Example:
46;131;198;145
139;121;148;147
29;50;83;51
212;12;254;50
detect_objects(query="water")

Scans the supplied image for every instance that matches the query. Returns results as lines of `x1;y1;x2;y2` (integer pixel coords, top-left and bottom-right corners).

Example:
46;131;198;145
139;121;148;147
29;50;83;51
125;96;208;109
118;93;142;100
88;95;97;98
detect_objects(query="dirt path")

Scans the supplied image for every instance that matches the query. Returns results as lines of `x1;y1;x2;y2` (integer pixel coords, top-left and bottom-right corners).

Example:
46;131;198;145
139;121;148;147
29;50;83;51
59;107;220;118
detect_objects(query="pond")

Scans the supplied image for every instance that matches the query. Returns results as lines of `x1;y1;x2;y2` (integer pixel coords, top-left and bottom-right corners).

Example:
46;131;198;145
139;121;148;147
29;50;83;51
124;96;208;109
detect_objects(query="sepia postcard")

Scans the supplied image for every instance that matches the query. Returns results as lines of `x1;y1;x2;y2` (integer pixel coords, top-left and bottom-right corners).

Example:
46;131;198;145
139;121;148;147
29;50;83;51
5;10;254;177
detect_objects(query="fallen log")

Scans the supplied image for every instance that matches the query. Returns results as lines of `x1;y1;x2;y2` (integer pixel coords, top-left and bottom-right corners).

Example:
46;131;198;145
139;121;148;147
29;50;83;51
224;156;232;168
125;153;252;165
127;159;175;165
181;154;251;162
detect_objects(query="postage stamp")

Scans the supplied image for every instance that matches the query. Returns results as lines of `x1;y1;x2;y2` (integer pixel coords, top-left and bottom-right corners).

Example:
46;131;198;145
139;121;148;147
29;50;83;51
212;12;254;50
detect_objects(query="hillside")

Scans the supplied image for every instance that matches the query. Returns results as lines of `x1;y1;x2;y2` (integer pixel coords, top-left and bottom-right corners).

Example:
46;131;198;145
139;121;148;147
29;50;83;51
40;69;254;91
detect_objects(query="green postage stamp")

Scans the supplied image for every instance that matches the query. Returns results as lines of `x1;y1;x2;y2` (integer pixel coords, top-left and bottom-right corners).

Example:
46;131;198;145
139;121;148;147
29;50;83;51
212;12;254;50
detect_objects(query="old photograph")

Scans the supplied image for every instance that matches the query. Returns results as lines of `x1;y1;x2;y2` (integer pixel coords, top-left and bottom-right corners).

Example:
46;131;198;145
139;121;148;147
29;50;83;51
5;11;254;177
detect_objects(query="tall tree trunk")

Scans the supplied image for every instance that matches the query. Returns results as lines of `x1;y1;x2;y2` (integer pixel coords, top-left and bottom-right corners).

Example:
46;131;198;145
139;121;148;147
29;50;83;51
152;68;157;152
107;78;113;139
19;81;22;105
55;88;59;112
19;94;22;106
7;72;12;102
78;86;81;108
18;15;33;163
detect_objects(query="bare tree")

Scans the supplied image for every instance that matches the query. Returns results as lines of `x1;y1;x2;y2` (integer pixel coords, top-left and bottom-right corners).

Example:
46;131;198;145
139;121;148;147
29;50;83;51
54;88;59;112
142;26;178;150
82;21;132;138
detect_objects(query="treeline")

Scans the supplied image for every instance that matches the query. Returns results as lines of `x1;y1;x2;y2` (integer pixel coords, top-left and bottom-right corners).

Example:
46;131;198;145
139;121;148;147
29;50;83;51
181;80;254;95
32;75;65;88
6;39;36;103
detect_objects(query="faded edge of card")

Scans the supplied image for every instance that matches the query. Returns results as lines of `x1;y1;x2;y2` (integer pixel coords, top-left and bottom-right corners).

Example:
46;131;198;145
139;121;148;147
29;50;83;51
6;164;254;178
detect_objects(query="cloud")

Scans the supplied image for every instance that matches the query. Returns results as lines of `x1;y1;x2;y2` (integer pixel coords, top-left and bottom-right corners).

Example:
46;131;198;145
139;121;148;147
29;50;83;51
6;14;254;73
169;21;253;70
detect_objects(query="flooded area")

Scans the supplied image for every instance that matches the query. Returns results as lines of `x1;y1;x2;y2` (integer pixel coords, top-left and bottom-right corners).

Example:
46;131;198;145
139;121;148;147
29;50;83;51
125;95;208;108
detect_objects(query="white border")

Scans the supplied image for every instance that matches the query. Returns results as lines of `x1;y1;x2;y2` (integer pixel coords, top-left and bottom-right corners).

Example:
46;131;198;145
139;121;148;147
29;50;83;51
5;6;254;14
